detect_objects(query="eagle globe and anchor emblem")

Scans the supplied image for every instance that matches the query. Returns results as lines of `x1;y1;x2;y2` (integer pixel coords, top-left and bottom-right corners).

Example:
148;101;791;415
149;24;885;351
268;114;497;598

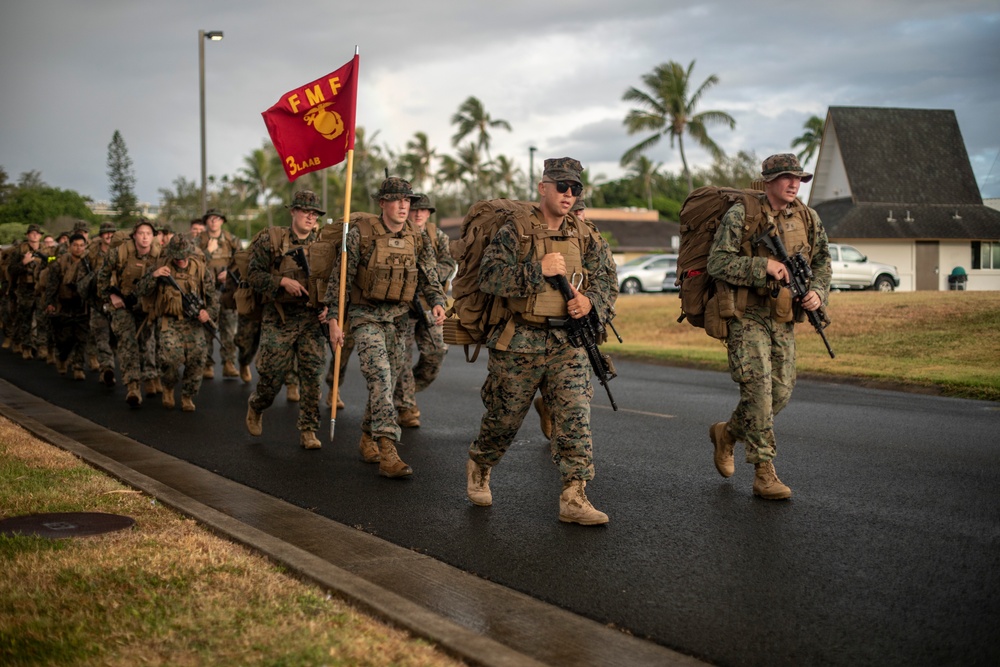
303;102;345;139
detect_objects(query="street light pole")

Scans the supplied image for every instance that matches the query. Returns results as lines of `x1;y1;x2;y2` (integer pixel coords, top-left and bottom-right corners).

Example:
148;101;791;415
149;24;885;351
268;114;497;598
199;29;223;216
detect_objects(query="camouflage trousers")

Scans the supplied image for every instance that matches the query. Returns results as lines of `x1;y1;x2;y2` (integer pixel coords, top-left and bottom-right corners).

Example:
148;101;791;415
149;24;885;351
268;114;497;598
235;314;260;368
724;306;796;464
158;316;208;397
51;310;88;371
13;284;35;348
393;315;445;411
0;292;14;337
109;306;157;385
469;338;595;483
205;306;237;365
249;304;326;433
325;322;354;390
87;307;115;372
353;316;407;442
32;304;52;353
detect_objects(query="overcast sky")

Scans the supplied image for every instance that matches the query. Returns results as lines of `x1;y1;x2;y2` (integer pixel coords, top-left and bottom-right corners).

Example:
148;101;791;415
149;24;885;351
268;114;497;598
2;0;998;208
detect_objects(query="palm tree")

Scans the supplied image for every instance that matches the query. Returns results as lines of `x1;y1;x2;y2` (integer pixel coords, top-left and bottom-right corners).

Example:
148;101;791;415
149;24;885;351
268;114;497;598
450;96;511;165
621;60;735;193
238;144;279;226
623;155;662;210
403;132;437;193
792;115;825;167
489;155;522;199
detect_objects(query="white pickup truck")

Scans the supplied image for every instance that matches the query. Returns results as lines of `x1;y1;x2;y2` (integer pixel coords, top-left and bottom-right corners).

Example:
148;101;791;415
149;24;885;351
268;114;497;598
828;243;900;291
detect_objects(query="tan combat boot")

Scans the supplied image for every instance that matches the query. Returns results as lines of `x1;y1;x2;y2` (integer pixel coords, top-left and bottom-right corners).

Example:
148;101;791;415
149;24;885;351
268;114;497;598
223;360;238;377
181;395;196;412
753;461;792;500
397;406;421;428
72;368;86;381
203;365;215;380
144;379;158;396
286;383;300;402
325;391;347;409
162;386;175;409
22;346;34;360
246;403;263;436
377;437;412;478
300;431;321;450
46;347;57;364
559;480;609;525
1;338;10;349
709;422;736;478
126;381;142;408
533;396;552;440
466;458;493;506
88;355;100;371
56;358;68;375
239;364;252;383
359;432;380;463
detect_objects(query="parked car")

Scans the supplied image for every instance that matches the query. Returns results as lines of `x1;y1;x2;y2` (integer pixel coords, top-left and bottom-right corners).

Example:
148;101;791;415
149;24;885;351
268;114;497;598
829;243;900;291
661;269;679;292
617;254;678;294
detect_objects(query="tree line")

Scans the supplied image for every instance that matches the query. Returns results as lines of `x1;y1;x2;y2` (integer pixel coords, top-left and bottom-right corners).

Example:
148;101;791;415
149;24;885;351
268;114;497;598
1;59;825;242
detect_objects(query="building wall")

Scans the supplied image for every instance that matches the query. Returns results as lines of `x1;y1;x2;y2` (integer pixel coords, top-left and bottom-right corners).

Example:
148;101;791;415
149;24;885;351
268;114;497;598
835;239;1000;291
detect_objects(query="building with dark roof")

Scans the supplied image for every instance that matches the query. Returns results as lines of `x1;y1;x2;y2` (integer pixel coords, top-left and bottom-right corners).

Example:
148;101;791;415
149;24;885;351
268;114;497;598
809;106;1000;290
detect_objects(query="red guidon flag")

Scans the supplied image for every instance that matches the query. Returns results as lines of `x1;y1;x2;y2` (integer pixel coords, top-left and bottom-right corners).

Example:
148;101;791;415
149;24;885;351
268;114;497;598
261;54;359;181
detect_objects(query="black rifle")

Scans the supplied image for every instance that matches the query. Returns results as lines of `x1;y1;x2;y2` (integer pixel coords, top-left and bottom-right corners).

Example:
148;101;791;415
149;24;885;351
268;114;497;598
546;274;619;410
160;273;221;344
286;246;336;355
753;229;835;359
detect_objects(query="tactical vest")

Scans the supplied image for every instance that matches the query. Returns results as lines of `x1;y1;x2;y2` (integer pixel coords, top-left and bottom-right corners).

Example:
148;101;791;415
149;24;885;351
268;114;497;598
154;258;205;320
269;227;312;305
732;200;813;322
111;241;161;296
200;231;238;275
16;241;41;285
506;215;589;325
350;216;421;306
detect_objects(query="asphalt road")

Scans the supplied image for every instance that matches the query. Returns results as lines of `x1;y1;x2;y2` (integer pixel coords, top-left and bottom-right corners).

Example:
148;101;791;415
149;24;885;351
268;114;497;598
2;345;998;667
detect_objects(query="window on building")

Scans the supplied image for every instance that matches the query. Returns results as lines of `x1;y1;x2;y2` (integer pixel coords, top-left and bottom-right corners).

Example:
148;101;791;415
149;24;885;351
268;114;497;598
971;241;1000;269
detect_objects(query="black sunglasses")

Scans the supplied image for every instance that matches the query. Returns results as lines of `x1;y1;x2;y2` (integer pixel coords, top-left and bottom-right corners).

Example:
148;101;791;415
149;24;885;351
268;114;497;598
546;180;583;197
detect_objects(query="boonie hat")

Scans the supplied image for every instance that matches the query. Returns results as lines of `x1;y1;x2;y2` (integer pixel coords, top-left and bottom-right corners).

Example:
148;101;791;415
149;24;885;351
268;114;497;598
99;222;117;235
165;234;196;261
761;153;813;183
202;208;227;223
72;220;90;232
288;190;326;216
26;224;43;235
542;157;584;185
372;175;419;203
411;194;436;213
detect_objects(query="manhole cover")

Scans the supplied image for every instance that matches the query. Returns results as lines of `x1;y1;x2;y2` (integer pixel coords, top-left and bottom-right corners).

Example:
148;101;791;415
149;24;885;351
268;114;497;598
0;512;135;538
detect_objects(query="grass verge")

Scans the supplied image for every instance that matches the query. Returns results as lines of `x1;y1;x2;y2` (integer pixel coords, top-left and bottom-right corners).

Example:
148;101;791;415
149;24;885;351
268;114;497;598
0;416;465;667
611;290;1000;401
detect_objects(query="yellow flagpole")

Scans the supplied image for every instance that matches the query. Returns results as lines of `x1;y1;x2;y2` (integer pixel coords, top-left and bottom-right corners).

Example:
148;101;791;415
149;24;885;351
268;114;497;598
330;148;353;440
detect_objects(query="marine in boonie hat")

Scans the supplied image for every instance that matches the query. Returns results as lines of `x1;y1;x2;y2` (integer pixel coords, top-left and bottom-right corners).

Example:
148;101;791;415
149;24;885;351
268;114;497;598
201;208;227;223
372;175;420;203
410;193;436;213
131;218;156;236
287;190;326;216
98;222;117;235
571;198;587;213
542;157;584;184
72;219;90;233
26;224;43;235
761;153;813;183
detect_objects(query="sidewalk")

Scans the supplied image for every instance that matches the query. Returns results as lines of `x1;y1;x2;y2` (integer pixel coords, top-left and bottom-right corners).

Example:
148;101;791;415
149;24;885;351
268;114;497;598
0;378;702;667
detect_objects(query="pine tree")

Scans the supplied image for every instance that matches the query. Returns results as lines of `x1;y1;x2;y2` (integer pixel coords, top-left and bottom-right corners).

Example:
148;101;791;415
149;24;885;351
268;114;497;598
107;130;138;226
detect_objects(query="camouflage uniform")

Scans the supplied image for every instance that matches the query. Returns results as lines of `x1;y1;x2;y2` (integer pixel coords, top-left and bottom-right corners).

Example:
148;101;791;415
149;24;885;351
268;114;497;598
78;223;118;383
706;154;831;498
394;195;456;421
466;158;617;525
324;178;447;474
198;209;240;376
43;237;89;376
246;191;326;443
136;235;218;408
9;226;46;355
97;220;162;405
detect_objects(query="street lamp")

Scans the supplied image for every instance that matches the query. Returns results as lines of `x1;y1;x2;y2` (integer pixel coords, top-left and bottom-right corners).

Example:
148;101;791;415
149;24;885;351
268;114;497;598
199;29;224;215
529;145;537;193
